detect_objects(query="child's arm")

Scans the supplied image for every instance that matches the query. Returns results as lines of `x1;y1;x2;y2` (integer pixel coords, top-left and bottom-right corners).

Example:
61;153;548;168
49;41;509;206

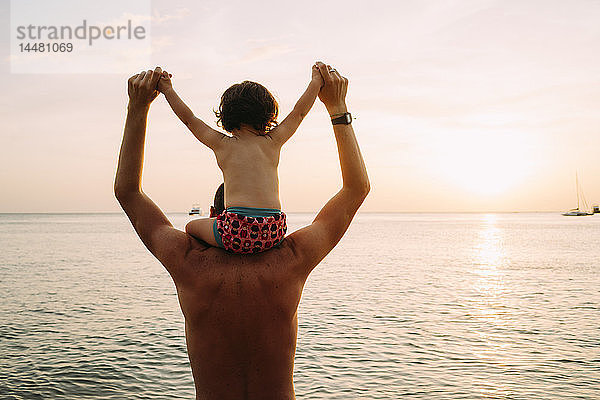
157;71;226;150
269;64;324;146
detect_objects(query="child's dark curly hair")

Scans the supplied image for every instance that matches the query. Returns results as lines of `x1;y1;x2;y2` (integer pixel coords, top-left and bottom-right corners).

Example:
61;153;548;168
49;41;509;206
213;81;279;133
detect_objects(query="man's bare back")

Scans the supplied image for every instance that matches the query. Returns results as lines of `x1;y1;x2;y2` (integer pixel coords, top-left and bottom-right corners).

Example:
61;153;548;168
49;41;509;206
178;241;305;399
115;62;369;399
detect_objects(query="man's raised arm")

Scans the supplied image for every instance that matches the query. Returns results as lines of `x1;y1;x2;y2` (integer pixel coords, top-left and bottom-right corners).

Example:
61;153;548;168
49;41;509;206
114;67;193;281
287;62;370;277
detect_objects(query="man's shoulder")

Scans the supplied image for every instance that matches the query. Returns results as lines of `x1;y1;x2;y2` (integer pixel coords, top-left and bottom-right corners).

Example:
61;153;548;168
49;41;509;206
170;236;307;286
202;238;302;269
273;231;322;279
162;236;217;284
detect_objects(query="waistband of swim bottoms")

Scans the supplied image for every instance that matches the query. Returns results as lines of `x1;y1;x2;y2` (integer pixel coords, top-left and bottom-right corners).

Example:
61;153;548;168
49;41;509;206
225;206;283;217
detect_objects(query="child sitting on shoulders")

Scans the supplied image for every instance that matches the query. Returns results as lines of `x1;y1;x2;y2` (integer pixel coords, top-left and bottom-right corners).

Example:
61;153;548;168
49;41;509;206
157;62;326;253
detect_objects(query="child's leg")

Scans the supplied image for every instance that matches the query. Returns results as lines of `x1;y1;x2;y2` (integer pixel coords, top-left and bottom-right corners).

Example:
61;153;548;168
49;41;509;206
185;217;220;247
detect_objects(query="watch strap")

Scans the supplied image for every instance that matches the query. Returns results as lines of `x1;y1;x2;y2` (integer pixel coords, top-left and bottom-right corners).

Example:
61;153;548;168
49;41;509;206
331;112;352;125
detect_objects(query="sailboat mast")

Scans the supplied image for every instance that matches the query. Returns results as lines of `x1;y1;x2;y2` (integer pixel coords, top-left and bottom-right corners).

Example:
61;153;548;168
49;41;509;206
576;172;579;210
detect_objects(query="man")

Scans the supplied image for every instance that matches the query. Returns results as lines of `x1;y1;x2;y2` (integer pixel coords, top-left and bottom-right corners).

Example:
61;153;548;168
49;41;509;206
114;62;370;399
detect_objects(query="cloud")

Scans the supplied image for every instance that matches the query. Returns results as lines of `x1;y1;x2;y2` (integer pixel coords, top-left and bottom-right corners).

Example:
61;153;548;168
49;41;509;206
151;35;174;52
234;43;294;65
96;8;190;28
152;8;190;24
101;12;152;27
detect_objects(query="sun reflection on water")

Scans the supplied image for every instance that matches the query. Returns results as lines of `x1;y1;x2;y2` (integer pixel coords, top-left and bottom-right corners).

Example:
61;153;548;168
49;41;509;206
474;214;505;279
471;214;508;321
465;215;513;395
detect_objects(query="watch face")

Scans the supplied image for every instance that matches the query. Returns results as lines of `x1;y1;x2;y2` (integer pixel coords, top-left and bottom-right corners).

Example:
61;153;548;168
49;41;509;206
332;113;352;124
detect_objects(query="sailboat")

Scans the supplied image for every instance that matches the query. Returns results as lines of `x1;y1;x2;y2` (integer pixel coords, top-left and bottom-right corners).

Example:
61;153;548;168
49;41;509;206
562;173;593;216
188;204;203;216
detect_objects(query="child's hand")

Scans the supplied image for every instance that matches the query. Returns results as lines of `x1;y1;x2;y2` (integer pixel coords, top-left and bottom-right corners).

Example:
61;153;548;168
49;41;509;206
311;63;324;88
157;70;173;93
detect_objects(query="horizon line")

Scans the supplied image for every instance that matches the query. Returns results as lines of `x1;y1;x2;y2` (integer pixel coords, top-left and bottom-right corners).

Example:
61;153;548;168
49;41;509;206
0;210;586;215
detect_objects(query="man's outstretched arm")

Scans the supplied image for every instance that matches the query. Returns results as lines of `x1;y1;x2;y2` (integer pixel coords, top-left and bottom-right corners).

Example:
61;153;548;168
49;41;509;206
287;62;370;277
114;67;193;282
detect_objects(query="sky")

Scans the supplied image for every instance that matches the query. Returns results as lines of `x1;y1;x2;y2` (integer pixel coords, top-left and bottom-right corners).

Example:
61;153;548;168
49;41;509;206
1;0;599;213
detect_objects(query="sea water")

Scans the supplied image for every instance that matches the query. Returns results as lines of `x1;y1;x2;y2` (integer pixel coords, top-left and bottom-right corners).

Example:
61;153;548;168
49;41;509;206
1;213;599;399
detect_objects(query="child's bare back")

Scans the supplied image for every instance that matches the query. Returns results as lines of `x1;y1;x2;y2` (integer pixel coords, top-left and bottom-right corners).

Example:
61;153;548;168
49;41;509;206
156;64;325;253
215;127;281;209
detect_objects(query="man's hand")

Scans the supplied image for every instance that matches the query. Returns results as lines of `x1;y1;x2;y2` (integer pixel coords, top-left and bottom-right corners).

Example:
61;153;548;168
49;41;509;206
127;66;163;108
157;70;174;94
315;61;348;116
311;63;324;88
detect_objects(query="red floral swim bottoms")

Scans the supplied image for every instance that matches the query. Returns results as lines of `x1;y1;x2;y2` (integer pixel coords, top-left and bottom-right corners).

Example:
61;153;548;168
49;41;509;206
213;207;287;254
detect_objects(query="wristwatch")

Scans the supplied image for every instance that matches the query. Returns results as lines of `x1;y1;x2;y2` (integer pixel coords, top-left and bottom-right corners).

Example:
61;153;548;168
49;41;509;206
331;112;352;125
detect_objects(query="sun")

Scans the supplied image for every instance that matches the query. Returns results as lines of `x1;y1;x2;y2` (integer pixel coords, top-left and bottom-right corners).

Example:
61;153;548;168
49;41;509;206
430;131;537;196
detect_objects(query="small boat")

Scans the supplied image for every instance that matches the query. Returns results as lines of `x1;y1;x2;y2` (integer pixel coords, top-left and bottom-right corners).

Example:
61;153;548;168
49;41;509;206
562;173;593;216
189;204;203;216
562;209;592;216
